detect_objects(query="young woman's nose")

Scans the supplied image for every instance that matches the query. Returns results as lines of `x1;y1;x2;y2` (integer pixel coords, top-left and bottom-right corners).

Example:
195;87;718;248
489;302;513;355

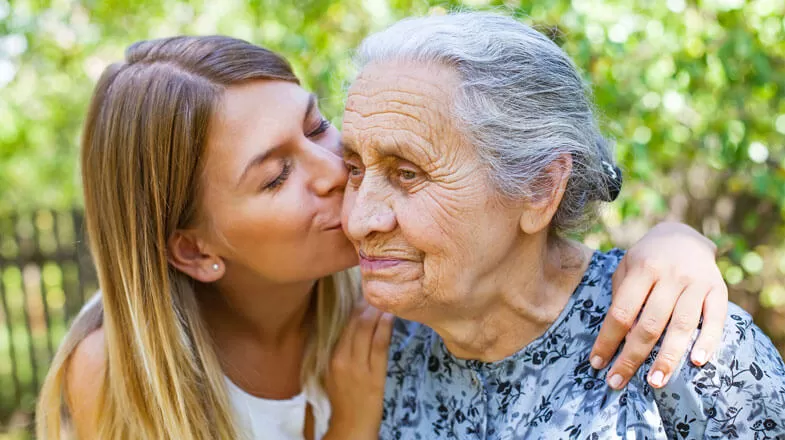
305;142;348;197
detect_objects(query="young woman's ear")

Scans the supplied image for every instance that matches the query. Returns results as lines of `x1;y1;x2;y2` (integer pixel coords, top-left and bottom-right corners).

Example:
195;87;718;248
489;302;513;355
519;154;572;235
167;231;224;282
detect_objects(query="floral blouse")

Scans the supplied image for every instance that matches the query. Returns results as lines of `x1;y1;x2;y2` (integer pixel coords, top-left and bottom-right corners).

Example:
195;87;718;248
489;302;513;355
381;249;785;439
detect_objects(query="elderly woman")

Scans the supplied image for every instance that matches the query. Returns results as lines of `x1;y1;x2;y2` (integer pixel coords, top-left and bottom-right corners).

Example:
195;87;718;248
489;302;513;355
340;12;785;439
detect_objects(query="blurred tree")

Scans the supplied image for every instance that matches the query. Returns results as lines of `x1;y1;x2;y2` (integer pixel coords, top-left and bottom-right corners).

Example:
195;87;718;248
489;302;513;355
1;0;783;352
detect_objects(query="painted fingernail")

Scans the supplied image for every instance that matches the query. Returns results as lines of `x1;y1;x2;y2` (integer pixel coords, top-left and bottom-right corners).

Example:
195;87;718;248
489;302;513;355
649;370;664;388
692;349;707;365
608;374;624;389
590;356;604;369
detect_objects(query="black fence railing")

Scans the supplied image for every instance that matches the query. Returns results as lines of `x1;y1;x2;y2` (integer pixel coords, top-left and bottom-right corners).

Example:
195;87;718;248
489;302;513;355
0;210;97;432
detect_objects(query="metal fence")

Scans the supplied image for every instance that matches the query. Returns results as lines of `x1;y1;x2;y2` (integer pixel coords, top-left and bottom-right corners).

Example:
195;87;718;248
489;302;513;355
0;210;96;432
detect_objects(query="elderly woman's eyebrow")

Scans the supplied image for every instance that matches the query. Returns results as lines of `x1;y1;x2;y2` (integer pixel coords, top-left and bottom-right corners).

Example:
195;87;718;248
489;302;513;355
341;140;358;157
378;139;434;167
341;137;436;169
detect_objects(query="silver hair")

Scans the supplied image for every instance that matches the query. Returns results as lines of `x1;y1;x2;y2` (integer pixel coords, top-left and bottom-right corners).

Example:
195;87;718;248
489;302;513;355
354;12;618;234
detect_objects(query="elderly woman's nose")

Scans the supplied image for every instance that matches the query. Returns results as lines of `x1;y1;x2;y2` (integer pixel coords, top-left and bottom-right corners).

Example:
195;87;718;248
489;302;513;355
346;186;397;240
306;143;348;196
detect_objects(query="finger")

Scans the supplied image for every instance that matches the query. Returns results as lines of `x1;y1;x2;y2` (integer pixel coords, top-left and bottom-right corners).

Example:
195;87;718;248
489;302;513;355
690;285;728;366
646;284;707;388
610;255;628;299
606;280;683;390
370;313;394;375
590;263;655;370
333;305;364;359
351;305;382;369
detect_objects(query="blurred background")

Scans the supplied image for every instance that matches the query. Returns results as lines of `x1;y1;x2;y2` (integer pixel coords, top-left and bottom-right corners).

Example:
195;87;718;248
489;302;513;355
1;0;784;437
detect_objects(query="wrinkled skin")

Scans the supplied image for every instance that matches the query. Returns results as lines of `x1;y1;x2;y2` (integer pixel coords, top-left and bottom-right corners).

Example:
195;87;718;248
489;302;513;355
341;61;587;361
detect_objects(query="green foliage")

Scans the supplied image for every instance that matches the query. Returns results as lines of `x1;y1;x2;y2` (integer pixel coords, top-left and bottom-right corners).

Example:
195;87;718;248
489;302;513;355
1;0;784;390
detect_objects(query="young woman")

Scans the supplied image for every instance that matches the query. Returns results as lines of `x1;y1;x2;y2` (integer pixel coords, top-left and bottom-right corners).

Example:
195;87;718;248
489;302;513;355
36;36;728;440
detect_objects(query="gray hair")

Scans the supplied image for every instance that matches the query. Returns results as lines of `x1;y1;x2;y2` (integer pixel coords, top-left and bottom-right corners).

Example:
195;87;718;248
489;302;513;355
354;12;618;234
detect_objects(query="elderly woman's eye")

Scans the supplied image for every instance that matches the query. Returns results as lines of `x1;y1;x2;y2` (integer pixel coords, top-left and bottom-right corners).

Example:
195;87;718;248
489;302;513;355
399;169;417;181
395;165;426;190
344;159;365;185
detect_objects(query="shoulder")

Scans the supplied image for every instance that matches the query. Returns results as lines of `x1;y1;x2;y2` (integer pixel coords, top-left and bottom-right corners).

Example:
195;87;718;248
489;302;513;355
592;248;625;280
68;326;106;382
577;248;625;293
689;303;785;387
390;317;435;348
710;304;785;396
566;248;625;312
652;303;785;438
66;327;106;436
387;318;435;372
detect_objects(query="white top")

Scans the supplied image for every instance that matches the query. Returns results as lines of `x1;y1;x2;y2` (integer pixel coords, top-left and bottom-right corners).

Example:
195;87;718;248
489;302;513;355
225;377;331;440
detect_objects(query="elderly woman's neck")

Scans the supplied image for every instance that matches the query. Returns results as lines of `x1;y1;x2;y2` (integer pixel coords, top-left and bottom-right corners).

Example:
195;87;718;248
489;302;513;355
435;237;592;363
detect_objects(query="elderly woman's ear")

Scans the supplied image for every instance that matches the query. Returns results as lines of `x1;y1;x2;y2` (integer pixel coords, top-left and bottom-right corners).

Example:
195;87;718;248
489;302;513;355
519;154;573;235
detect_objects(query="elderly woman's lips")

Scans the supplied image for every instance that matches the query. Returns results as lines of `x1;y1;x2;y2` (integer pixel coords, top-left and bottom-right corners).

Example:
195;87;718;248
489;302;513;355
323;221;343;231
359;254;405;272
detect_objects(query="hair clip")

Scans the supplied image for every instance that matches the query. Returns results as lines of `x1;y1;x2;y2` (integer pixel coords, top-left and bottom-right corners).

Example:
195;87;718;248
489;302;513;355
601;160;623;202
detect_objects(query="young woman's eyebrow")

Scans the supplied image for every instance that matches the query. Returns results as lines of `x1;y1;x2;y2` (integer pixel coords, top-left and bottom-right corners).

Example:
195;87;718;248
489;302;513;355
303;93;317;122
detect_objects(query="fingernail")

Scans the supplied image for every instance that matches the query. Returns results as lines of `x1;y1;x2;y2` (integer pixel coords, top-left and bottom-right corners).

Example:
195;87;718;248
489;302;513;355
608;374;624;389
692;349;707;365
590;356;604;369
649;370;664;388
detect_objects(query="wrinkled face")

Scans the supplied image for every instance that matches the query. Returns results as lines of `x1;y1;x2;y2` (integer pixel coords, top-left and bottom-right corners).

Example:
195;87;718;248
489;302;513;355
200;80;357;283
341;62;524;319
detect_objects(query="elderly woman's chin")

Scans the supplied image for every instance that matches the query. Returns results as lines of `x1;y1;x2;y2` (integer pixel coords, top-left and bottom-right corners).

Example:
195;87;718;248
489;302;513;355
359;266;425;316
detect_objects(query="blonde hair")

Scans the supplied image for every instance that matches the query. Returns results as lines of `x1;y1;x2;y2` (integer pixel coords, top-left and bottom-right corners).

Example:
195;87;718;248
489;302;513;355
36;36;358;439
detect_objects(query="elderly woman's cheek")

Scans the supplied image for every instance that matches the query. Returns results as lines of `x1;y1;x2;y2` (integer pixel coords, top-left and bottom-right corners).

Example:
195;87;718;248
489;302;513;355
417;187;478;236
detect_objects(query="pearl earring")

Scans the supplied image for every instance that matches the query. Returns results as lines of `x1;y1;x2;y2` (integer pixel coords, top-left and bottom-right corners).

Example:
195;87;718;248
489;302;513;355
212;263;220;271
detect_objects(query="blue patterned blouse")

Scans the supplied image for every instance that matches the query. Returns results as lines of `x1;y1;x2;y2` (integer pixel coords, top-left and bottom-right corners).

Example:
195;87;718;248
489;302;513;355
381;249;785;439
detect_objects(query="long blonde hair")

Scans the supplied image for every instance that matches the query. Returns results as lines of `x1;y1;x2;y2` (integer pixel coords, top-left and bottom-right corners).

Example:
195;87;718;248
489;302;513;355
35;36;358;440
